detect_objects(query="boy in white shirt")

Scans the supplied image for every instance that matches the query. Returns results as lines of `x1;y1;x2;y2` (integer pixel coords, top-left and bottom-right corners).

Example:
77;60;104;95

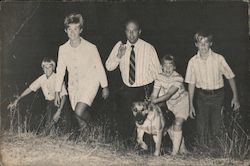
8;57;68;130
185;31;240;146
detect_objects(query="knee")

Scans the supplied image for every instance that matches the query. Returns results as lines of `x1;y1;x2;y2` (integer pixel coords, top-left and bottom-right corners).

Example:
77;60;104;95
75;103;89;116
74;103;91;121
173;118;184;131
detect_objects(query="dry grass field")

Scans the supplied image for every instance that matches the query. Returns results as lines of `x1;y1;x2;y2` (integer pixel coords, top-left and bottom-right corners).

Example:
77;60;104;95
1;132;250;166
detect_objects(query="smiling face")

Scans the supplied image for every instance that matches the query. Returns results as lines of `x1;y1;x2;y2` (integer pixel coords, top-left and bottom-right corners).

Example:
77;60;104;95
65;23;82;41
162;60;175;76
42;64;54;78
195;37;212;55
125;21;141;44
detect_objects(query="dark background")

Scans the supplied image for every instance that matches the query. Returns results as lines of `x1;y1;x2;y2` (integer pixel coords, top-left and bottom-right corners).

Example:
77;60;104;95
0;2;249;135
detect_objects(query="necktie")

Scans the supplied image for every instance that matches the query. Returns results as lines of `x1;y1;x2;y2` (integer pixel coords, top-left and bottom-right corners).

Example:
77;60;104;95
129;45;136;85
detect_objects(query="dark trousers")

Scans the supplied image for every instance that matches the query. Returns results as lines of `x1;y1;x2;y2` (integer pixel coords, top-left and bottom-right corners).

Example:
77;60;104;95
44;100;57;127
196;89;225;146
115;82;154;140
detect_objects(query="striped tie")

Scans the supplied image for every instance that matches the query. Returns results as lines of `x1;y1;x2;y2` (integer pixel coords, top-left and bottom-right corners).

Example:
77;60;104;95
129;45;136;85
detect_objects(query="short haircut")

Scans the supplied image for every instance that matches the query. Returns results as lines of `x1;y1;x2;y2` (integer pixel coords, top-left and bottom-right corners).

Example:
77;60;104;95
194;30;213;43
161;54;176;66
125;19;140;30
41;57;56;71
64;13;84;30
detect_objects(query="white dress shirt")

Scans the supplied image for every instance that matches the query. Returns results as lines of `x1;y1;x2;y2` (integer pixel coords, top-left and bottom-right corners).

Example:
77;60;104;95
29;72;67;101
185;49;235;90
106;39;162;87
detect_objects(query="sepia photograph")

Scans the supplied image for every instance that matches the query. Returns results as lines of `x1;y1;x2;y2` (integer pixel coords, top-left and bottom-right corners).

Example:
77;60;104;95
0;1;250;165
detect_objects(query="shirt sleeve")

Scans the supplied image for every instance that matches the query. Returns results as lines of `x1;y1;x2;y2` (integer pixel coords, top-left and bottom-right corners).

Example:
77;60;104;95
172;74;184;89
29;76;42;92
55;46;67;92
105;41;122;71
93;46;108;88
153;74;162;90
149;45;162;80
219;56;235;79
185;58;196;84
59;82;68;98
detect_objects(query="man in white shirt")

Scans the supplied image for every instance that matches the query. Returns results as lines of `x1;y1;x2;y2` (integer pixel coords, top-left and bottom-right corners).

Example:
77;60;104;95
106;19;162;141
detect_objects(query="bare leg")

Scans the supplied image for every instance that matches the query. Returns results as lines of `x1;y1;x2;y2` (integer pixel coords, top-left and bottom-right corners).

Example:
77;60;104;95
171;117;185;155
74;102;91;131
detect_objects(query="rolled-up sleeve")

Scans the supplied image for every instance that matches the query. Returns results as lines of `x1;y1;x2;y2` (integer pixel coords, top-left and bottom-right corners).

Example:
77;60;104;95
185;59;196;84
105;41;122;71
55;46;67;92
29;76;42;92
220;56;235;79
149;45;162;80
93;46;108;88
154;76;161;90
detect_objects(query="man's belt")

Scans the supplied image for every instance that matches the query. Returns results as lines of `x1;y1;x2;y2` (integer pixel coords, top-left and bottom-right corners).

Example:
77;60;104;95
197;87;224;95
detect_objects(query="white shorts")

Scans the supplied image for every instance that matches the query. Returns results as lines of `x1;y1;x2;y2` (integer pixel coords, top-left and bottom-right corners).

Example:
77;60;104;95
167;93;189;120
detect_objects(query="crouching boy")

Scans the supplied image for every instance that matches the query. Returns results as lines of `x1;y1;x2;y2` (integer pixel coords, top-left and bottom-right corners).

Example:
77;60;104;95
8;57;68;132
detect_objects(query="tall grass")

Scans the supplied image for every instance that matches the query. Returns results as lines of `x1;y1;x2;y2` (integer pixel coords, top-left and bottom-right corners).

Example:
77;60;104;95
218;111;250;160
4;95;250;160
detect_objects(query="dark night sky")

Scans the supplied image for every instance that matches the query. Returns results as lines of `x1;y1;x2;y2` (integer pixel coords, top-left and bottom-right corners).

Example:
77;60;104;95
1;1;249;129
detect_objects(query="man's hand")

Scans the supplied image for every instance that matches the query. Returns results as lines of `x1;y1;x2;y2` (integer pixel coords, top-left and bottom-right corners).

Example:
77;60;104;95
53;109;61;123
231;97;240;111
189;103;196;119
117;44;126;59
102;87;109;100
54;92;61;107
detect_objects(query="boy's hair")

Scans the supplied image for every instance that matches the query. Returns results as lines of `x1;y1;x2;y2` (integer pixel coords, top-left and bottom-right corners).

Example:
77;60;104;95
41;57;56;71
194;30;213;43
161;54;176;67
64;13;84;30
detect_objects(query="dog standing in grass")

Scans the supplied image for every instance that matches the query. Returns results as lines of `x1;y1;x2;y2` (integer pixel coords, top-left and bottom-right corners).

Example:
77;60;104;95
132;101;166;156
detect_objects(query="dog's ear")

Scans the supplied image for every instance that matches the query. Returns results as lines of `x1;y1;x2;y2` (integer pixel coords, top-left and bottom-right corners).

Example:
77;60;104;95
131;103;137;112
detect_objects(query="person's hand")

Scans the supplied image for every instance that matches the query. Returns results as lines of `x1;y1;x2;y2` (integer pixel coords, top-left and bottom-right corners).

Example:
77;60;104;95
189;103;196;119
53;109;61;123
54;92;61;107
150;98;158;105
117;44;126;59
102;87;109;100
231;97;240;111
7;98;19;110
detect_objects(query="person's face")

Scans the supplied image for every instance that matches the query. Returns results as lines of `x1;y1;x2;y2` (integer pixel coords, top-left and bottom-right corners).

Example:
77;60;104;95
125;22;141;44
195;37;212;55
43;64;54;77
65;23;82;41
162;60;175;76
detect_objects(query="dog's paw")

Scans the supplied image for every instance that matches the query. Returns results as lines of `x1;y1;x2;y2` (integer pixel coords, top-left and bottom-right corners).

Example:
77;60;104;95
138;149;148;156
141;143;148;150
154;150;161;156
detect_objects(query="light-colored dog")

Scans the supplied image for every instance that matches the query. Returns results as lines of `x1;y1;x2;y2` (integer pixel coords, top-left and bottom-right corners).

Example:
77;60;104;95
131;101;165;156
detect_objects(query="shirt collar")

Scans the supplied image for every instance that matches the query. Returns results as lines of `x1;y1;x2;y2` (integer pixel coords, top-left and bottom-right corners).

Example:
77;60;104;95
67;37;84;48
126;38;141;48
197;49;213;60
45;72;55;80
